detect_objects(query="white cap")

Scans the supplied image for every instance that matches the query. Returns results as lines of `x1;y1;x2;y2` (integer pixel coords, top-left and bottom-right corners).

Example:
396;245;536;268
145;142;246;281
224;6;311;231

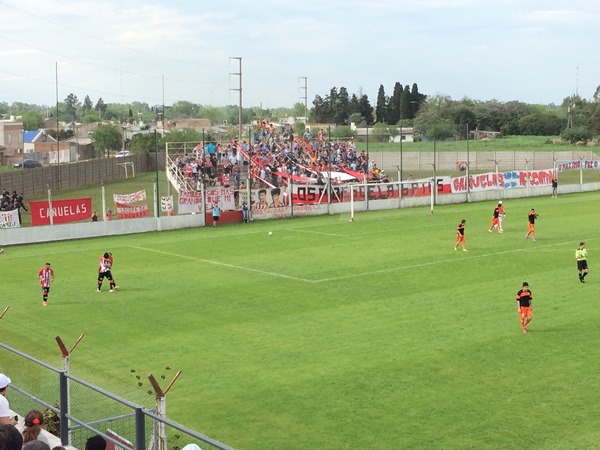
181;445;202;450
498;201;502;204
0;373;11;389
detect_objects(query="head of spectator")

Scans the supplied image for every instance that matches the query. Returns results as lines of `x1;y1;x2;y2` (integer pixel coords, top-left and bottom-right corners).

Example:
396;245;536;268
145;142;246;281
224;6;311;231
22;410;44;444
85;435;106;450
0;425;23;450
0;374;10;395
22;441;50;450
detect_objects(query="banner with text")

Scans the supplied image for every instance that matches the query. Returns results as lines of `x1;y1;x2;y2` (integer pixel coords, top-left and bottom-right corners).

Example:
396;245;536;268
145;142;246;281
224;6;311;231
161;196;174;212
0;209;20;228
556;160;600;172
205;187;235;210
115;203;149;219
450;169;555;193
178;190;203;215
30;198;92;226
113;189;147;204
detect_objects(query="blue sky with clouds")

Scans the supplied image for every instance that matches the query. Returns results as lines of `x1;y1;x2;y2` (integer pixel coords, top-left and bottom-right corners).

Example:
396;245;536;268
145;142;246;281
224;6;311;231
1;0;598;108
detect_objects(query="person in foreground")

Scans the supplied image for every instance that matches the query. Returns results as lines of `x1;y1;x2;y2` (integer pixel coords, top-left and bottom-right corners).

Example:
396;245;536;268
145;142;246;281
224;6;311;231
0;424;23;450
576;242;589;283
516;282;533;333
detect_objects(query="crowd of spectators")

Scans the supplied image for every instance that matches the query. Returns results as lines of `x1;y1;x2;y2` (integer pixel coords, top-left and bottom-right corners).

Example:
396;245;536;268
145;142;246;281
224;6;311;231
1;190;28;222
172;119;388;194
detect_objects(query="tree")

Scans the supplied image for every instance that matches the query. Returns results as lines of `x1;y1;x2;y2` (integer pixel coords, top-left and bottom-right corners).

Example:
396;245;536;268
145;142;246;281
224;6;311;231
21;111;44;130
90;123;122;157
427;120;456;141
95;98;107;119
130;133;157;154
375;85;386;124
64;93;79;122
561;126;591;144
162;128;202;144
82;95;93;115
358;94;374;125
386;82;402;125
333;87;350;125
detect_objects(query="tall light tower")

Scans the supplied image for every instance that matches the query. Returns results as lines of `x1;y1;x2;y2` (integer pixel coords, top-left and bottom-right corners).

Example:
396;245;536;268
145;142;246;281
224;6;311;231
229;57;243;140
299;77;308;123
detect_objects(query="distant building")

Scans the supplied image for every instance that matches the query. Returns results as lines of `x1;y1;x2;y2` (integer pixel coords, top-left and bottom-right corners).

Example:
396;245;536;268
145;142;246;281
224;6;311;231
0;119;24;165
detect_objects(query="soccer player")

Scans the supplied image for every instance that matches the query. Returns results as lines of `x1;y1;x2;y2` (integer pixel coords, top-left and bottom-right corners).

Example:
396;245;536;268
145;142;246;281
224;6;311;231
488;203;502;233
551;177;558;198
454;219;467;251
97;252;118;292
516;282;533;333
497;201;505;232
524;208;539;241
37;262;55;306
576;242;589;283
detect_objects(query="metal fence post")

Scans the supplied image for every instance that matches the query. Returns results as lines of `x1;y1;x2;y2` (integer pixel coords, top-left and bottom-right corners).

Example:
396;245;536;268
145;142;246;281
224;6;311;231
135;407;146;450
59;371;69;445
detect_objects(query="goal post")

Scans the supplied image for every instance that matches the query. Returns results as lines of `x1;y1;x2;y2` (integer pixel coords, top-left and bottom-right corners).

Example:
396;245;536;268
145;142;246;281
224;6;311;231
346;179;437;221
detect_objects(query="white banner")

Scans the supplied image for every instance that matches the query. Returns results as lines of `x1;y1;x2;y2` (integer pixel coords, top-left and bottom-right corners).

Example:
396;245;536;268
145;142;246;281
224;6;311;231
556;160;600;172
161;196;173;212
205;187;236;210
113;189;147;204
451;169;554;193
178;190;203;215
0;209;20;228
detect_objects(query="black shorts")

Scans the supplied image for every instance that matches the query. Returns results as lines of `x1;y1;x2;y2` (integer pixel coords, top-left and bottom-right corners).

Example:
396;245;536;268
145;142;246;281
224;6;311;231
577;260;588;271
42;286;50;294
98;270;114;281
213;216;219;221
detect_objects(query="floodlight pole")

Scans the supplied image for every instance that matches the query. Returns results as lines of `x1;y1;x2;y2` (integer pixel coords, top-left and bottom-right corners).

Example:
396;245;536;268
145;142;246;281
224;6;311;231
229;57;243;141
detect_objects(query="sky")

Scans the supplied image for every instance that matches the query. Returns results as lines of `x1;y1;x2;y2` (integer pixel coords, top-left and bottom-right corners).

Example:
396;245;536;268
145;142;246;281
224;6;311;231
0;0;598;109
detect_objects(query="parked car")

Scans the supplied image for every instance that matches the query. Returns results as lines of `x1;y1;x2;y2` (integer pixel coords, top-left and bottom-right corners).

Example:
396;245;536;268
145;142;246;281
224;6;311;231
13;159;42;169
115;151;132;157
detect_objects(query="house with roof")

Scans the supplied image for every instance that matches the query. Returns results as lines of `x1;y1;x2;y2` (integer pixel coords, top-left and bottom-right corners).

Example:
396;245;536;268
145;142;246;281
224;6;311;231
0;119;24;166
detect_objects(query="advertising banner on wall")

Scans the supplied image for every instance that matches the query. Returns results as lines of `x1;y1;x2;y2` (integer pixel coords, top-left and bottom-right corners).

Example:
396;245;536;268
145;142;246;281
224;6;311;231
30;198;92;226
450;169;554;194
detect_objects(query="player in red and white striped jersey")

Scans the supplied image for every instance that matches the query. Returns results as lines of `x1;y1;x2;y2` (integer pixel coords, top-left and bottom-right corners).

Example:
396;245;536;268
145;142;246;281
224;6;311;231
97;252;118;292
37;262;55;306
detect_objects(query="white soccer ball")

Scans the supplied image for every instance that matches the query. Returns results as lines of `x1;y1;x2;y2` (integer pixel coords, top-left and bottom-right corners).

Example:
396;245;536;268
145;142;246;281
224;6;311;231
268;231;273;236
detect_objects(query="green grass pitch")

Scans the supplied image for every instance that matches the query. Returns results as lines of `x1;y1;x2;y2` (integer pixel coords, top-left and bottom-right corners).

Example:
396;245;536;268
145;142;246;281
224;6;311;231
2;190;600;449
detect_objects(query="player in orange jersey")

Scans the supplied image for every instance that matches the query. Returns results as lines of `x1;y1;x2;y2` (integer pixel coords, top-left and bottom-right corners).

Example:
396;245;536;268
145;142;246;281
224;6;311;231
488;203;502;233
525;209;539;241
516;281;533;333
454;219;467;251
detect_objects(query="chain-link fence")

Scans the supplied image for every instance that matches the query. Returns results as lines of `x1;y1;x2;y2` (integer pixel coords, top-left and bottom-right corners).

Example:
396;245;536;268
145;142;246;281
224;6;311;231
1;342;234;450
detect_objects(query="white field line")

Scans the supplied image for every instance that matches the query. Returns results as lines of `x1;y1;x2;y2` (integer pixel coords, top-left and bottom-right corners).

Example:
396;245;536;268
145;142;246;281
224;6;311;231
130;245;314;283
132;238;596;284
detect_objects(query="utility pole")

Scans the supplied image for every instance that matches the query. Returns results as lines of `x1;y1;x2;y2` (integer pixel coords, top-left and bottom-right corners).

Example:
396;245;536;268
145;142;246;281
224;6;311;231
299;77;308;123
229;57;243;141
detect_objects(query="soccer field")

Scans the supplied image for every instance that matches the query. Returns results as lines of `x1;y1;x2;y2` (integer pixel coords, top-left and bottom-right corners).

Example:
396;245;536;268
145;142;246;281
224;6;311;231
2;191;600;449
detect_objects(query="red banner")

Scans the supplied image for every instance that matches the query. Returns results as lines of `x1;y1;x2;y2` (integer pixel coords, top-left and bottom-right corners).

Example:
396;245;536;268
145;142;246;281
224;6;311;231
115;203;149;219
30;198;92;226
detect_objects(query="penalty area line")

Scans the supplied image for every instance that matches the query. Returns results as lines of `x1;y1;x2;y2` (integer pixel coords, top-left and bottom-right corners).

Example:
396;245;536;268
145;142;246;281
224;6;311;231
130;245;314;283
